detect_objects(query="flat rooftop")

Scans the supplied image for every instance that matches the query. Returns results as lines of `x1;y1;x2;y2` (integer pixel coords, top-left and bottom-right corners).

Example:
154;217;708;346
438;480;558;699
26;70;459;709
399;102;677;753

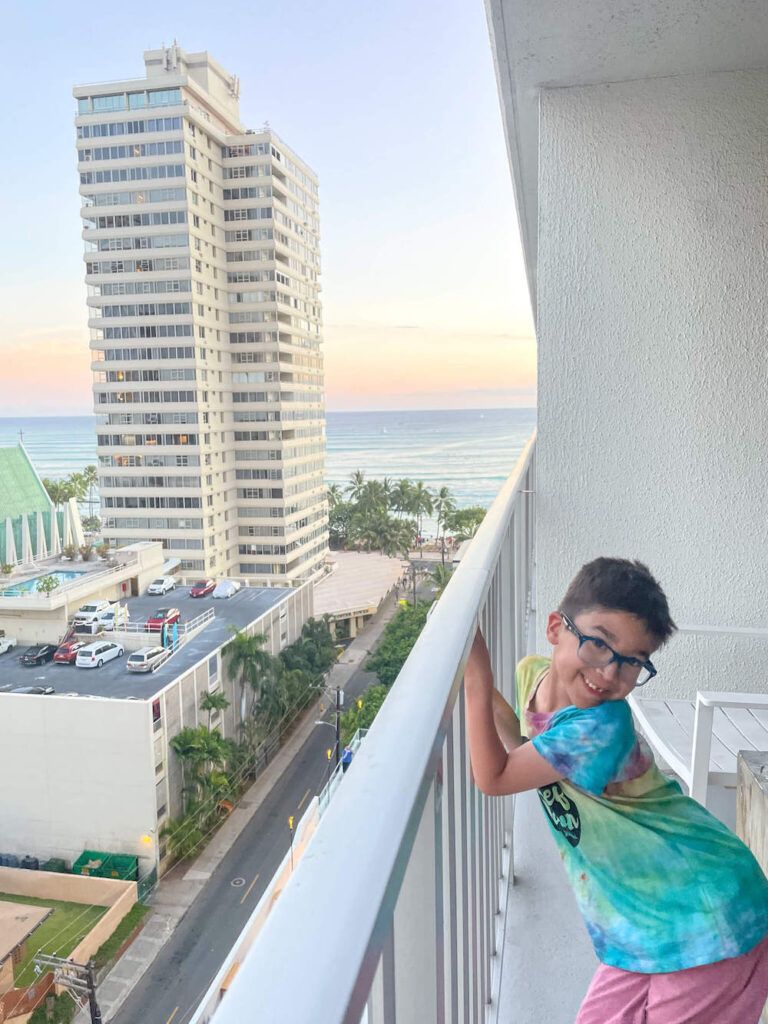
314;551;405;617
0;585;289;700
0;901;51;960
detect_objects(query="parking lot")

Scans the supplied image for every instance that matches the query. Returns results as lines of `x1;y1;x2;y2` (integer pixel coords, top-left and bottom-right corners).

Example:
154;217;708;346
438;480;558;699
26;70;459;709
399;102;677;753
0;584;289;700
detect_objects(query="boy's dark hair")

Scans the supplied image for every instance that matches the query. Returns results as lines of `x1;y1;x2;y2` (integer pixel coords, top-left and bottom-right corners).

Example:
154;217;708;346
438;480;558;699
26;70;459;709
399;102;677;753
559;557;676;646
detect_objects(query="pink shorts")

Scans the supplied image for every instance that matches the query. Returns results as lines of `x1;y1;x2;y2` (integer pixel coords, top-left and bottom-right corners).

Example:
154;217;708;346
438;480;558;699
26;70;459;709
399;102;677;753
576;934;768;1024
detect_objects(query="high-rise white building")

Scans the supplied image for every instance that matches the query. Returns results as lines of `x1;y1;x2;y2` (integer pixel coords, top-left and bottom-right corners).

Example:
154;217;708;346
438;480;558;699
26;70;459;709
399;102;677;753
74;45;327;584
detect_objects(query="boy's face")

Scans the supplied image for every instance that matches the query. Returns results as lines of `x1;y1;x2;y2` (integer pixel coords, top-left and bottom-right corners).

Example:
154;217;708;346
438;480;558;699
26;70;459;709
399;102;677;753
545;606;659;709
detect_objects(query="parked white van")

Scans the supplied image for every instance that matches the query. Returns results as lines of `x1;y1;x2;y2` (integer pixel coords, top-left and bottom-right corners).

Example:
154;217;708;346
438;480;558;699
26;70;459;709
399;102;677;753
75;641;124;668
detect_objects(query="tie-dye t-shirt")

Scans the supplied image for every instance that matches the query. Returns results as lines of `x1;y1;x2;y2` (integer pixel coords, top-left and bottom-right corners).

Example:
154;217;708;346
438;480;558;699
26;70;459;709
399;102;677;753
516;655;768;973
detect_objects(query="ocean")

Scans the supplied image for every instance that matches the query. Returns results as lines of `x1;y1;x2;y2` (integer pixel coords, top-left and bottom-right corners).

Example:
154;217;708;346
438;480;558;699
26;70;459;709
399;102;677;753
0;409;536;528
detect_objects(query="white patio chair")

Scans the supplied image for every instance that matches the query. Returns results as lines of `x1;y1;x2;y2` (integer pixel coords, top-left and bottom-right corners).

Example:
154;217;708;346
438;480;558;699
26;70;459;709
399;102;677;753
628;691;768;807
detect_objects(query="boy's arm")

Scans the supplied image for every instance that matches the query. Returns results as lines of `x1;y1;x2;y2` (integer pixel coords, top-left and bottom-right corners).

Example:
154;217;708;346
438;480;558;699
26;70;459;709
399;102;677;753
465;628;563;796
492;688;524;751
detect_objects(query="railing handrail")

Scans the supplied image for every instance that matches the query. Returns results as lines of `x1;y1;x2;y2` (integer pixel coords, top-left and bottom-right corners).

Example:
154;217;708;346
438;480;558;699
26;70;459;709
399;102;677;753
208;432;536;1024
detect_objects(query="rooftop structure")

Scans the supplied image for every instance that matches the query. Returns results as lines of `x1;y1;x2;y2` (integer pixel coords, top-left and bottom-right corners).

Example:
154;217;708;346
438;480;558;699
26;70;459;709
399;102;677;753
0;541;167;646
0;445;83;567
0;573;312;875
0;902;51;964
313;551;405;639
74;44;327;585
0;582;288;699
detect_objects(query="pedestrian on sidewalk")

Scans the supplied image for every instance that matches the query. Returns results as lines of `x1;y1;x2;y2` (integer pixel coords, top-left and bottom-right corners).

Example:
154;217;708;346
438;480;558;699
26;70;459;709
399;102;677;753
341;746;353;773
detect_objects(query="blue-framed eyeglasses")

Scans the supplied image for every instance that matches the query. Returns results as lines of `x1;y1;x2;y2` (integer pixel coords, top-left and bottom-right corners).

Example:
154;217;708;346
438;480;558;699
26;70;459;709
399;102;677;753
560;612;657;687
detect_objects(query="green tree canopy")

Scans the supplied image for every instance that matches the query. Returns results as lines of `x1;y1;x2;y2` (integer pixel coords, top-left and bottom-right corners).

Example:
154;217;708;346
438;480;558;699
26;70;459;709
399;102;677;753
340;684;389;745
366;601;433;686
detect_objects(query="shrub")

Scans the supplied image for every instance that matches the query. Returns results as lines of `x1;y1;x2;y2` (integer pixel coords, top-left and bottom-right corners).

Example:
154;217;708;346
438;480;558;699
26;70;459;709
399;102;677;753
365;601;432;686
29;992;75;1024
93;902;151;970
36;574;61;595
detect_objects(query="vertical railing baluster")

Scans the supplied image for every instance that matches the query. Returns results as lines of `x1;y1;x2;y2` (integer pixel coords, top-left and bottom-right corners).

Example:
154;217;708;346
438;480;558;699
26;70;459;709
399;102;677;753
446;712;459;1024
435;751;446;1024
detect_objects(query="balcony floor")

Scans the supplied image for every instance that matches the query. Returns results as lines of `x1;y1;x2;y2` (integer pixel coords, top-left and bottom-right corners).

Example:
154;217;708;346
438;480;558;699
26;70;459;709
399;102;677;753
498;790;598;1024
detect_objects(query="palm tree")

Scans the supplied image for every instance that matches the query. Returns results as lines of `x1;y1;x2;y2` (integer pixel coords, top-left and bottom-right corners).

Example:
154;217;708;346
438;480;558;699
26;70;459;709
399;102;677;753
199;689;230;730
67;471;88;505
42;478;67;510
82;465;98;520
359;479;387;513
391;479;413;519
255;661;288;734
224;629;273;728
410;481;434;554
430;563;454;599
170;726;209;814
433;486;456;564
346;469;366;503
160;815;204;862
327;483;343;508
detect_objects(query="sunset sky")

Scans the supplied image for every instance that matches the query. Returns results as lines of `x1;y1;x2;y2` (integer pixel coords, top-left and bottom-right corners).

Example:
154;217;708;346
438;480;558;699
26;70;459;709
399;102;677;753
0;0;535;415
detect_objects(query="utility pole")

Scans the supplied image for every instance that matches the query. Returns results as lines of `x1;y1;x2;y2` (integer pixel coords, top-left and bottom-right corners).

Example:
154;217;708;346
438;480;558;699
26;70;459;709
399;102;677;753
34;954;102;1023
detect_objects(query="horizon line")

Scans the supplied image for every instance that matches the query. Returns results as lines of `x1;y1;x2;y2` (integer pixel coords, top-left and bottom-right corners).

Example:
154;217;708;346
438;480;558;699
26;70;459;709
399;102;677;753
0;405;538;421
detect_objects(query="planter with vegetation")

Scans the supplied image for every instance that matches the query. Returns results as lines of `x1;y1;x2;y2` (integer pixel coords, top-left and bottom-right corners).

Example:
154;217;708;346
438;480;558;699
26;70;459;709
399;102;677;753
161;618;338;866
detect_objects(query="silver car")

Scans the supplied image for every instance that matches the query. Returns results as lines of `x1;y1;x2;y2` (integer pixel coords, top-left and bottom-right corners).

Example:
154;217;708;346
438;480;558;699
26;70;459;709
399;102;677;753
126;646;166;673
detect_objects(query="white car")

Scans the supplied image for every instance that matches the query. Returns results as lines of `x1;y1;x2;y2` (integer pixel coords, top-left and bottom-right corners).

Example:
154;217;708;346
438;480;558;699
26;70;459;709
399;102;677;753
0;637;17;656
75;641;124;669
147;576;176;596
72;600;112;625
126;646;166;673
100;606;129;631
212;579;241;599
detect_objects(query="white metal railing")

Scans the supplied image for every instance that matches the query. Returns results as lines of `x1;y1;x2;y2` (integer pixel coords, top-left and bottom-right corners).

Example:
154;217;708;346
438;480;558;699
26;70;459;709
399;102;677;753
113;607;215;637
204;433;536;1024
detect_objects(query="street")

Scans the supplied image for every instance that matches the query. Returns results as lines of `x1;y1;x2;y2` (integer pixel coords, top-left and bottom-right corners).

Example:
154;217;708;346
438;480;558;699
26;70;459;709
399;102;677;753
111;661;380;1024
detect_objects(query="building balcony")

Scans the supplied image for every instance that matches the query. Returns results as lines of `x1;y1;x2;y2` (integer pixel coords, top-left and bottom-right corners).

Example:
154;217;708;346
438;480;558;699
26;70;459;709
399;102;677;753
189;438;545;1023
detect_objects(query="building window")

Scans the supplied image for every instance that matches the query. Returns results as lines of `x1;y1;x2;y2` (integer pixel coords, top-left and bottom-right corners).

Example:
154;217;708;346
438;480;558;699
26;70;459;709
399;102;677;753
93;94;126;113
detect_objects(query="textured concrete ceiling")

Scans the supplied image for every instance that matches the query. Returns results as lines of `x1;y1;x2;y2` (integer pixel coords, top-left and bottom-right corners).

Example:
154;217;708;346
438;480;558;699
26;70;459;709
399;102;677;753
485;0;768;310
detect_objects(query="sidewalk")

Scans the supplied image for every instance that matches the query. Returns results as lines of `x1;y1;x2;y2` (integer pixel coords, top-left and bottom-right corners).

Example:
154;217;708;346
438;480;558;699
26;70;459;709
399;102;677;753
84;594;401;1022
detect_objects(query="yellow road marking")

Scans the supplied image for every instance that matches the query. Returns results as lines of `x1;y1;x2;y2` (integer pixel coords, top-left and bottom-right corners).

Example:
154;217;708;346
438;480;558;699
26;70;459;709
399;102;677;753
297;787;311;810
165;1008;179;1024
240;872;260;904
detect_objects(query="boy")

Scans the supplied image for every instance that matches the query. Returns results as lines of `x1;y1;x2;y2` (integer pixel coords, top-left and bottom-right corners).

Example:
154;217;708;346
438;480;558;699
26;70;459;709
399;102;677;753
465;557;768;1023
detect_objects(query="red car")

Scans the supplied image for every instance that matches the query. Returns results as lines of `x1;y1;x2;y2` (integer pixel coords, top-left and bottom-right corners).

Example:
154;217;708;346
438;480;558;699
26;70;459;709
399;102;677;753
189;579;216;598
146;607;181;631
53;640;86;664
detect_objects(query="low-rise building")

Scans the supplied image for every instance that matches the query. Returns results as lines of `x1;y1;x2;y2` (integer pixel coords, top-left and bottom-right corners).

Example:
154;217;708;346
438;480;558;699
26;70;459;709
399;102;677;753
0;556;312;878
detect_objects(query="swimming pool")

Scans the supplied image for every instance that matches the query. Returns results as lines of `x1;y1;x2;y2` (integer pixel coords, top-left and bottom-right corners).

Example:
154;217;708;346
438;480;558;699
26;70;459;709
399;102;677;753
0;570;86;596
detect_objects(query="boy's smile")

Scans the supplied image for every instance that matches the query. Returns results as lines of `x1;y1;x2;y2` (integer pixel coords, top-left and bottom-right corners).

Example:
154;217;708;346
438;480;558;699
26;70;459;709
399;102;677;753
540;607;660;712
